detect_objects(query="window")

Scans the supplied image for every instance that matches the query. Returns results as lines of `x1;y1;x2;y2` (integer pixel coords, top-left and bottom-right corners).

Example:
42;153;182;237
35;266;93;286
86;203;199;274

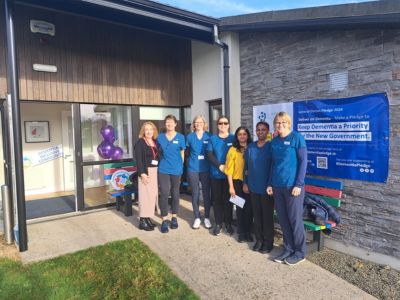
208;99;222;134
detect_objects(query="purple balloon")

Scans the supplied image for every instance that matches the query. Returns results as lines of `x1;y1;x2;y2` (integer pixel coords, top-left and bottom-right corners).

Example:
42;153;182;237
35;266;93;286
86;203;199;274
110;146;124;160
101;125;115;142
98;141;114;159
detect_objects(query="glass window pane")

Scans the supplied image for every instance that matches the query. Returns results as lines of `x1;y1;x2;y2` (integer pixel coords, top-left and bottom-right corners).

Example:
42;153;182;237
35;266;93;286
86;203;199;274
183;107;192;135
139;107;180;120
139;106;181;133
209;100;222;135
81;104;133;162
83;165;113;207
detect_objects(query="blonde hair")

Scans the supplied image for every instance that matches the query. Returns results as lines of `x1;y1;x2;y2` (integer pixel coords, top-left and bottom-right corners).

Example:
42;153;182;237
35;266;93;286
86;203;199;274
138;121;158;139
192;115;209;131
273;112;292;129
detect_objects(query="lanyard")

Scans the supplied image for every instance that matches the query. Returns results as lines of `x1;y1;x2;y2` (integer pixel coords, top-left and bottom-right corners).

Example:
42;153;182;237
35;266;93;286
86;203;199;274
144;138;158;160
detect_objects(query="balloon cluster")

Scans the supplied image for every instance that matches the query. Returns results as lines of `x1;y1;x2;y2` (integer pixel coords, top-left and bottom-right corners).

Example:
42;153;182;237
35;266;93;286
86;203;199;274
97;125;124;160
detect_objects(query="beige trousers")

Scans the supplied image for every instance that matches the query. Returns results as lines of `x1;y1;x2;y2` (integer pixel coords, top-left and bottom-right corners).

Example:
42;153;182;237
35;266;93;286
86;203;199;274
138;167;158;218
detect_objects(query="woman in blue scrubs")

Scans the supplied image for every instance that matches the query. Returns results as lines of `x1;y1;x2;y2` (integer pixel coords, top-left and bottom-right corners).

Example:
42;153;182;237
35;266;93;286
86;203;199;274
157;114;186;233
207;116;234;236
267;112;307;265
186;115;211;229
243;121;274;253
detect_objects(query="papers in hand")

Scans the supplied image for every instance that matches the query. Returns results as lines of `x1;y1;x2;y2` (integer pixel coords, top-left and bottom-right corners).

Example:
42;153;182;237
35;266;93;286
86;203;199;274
229;195;245;208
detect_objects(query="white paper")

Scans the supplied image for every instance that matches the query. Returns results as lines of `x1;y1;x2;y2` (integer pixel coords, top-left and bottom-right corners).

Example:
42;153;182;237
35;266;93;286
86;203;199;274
229;195;245;208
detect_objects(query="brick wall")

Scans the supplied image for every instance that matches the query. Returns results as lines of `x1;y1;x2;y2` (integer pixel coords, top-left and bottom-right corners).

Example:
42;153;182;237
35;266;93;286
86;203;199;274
240;29;400;258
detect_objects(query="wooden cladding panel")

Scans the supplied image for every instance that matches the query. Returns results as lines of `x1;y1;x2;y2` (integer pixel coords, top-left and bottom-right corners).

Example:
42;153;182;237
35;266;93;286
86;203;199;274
15;5;192;106
0;3;7;98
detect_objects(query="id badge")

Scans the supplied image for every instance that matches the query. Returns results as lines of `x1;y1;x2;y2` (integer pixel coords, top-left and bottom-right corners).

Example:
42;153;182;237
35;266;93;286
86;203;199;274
151;160;158;166
198;155;205;160
284;141;290;145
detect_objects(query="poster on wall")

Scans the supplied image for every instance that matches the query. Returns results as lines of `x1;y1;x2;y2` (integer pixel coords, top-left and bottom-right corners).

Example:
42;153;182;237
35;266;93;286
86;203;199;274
253;93;389;183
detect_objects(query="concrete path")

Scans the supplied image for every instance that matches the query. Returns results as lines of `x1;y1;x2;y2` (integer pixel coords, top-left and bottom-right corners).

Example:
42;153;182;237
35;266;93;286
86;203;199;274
21;197;375;300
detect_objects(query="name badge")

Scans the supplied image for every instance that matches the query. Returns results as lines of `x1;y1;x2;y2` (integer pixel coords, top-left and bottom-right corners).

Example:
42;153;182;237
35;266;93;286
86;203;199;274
173;140;179;144
203;141;208;144
198;155;205;160
227;143;232;146
284;141;290;145
151;160;158;166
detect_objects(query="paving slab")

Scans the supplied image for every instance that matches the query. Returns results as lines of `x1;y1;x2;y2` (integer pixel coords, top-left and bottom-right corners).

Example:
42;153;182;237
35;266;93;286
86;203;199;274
21;198;376;300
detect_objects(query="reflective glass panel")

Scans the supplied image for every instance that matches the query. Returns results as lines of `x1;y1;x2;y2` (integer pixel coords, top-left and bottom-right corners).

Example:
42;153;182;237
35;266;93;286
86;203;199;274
81;104;133;162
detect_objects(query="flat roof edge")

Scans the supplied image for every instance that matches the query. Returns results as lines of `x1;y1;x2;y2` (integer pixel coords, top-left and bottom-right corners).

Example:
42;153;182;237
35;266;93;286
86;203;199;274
221;13;400;32
220;0;400;30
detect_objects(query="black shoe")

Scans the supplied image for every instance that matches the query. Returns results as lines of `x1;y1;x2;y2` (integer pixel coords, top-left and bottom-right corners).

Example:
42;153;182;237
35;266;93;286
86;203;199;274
259;243;273;254
139;218;154;231
238;234;246;243
225;224;234;235
253;240;263;251
145;218;156;228
245;233;254;243
213;224;222;236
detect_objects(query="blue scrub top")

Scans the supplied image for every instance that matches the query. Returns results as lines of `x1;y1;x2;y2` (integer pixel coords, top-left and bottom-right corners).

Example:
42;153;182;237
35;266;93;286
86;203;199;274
207;133;234;179
157;132;186;176
186;132;210;173
244;141;271;195
270;131;306;188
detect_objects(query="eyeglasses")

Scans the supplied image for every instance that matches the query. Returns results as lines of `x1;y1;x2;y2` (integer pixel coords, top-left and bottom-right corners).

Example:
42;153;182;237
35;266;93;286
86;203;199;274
218;122;229;125
274;121;288;125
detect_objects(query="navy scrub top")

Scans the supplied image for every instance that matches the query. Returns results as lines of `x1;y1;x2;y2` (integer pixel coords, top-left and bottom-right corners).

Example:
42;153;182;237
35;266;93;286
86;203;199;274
157;132;186;176
244;141;271;195
207;133;234;179
186;131;211;173
270;131;306;188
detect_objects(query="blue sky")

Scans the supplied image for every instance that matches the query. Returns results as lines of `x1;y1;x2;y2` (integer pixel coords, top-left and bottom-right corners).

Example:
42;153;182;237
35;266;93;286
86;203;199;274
154;0;375;18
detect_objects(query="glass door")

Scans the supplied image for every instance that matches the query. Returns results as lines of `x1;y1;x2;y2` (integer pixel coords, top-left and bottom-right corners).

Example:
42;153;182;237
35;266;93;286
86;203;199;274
80;104;133;208
0;100;6;229
21;102;76;219
61;111;75;191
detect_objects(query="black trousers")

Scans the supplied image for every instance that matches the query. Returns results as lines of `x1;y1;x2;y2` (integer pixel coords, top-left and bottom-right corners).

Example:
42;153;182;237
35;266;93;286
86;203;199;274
234;180;253;235
210;178;232;226
250;193;274;248
158;173;181;217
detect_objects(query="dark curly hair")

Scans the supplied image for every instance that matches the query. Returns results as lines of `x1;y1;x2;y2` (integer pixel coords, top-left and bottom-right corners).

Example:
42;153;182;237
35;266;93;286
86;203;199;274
232;126;252;151
256;121;270;131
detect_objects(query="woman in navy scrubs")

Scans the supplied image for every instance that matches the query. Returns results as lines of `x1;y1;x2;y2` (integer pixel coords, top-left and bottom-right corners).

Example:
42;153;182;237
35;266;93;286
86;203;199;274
186;115;212;229
207;116;234;236
157;114;186;233
243;121;274;253
267;112;307;265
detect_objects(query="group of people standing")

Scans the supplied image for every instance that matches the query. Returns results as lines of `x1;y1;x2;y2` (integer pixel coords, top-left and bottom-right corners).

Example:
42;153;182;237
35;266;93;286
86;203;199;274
134;111;308;266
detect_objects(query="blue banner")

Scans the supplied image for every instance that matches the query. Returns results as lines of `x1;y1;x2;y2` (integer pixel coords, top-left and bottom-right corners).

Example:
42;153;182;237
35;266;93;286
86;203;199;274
293;93;389;183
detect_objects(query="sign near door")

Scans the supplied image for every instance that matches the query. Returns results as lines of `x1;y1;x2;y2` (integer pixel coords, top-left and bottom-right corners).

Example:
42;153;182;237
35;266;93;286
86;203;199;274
23;145;63;167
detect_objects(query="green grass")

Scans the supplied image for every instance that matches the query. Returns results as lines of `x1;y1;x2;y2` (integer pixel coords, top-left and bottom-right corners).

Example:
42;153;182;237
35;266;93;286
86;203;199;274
0;238;198;300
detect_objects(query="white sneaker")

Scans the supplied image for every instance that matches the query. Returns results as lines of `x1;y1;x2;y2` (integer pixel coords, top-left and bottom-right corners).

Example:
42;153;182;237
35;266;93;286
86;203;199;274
204;218;212;229
193;218;201;229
